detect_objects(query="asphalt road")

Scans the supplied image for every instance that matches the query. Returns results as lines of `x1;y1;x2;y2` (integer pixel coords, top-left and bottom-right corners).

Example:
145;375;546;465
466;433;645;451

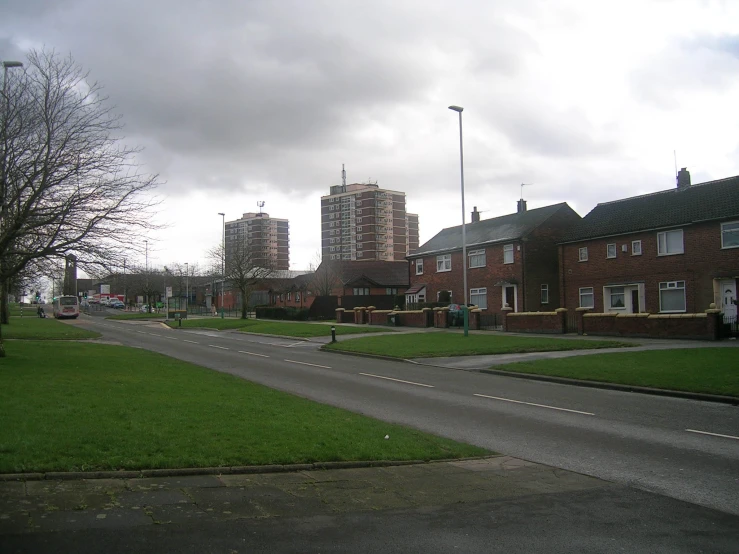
77;315;739;516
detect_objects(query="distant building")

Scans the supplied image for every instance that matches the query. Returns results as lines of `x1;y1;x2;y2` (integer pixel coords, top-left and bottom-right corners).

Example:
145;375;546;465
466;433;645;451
224;212;289;271
321;175;419;262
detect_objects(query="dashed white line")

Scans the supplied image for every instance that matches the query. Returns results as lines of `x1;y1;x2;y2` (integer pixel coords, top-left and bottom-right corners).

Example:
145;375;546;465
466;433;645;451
359;373;435;388
686;429;739;441
238;351;269;358
136;331;147;334
182;339;199;344
283;342;306;348
208;345;229;350
284;359;331;369
474;394;594;415
149;334;162;337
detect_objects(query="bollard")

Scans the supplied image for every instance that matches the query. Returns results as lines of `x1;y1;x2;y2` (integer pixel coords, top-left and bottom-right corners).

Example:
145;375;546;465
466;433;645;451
331;326;336;343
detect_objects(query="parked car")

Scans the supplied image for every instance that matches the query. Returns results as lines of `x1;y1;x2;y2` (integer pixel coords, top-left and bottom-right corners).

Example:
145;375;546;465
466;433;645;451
140;305;151;313
109;299;125;309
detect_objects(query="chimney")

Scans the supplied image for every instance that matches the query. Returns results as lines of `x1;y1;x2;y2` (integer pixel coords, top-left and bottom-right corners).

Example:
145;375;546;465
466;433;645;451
471;206;480;223
677;167;691;190
517;199;527;213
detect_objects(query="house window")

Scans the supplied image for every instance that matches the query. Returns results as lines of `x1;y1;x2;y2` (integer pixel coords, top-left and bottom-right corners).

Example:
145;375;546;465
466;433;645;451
287;292;291;301
353;287;370;295
468;250;486;268
659;281;686;312
503;244;514;264
632;240;642;256
721;221;739;249
541;284;549;304
470;288;487;310
296;293;300;302
386;288;398;295
609;287;625;309
607;244;616;258
657;229;684;255
415;259;423;275
436;254;451;272
579;287;594;308
437;290;452;302
579;247;588;262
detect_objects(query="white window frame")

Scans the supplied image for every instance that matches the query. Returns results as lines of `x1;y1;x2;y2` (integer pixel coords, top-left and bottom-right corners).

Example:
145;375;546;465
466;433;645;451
436;254;451;272
721;221;739;249
657;229;684;256
606;243;617;259
503;244;514;264
415;259;423;275
659;281;686;313
470;287;487;310
632;240;642;256
607;286;626;310
437;290;452;302
579;247;588;262
579;287;594;308
468;249;486;268
353;287;370;296
541;284;549;304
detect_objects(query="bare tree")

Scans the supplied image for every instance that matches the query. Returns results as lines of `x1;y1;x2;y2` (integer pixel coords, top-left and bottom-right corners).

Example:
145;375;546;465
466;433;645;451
311;259;342;297
0;50;161;339
210;243;273;319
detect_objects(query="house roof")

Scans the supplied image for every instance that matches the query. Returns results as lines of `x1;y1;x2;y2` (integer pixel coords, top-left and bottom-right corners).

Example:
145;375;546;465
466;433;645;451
409;203;571;257
562;175;739;243
404;283;427;295
338;261;409;287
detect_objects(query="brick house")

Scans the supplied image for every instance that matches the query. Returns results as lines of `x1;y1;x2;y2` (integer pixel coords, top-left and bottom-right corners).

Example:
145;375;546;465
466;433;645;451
559;169;739;319
406;202;581;316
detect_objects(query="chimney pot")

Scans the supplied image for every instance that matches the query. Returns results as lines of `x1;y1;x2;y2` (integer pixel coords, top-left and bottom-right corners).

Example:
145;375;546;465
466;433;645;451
471;206;480;223
517;199;528;213
677;167;691;189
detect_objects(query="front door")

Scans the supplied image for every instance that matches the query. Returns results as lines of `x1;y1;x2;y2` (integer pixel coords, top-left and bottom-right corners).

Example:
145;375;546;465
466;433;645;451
720;280;737;321
504;286;516;311
630;290;640;313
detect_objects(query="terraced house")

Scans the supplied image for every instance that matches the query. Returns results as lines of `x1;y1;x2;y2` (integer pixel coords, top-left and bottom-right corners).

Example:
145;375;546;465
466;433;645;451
559;169;739;321
406;201;581;317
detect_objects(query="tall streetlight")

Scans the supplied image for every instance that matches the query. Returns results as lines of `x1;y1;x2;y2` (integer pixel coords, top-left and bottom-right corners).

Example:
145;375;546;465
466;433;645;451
1;61;23;320
217;212;225;319
448;105;468;310
145;239;149;312
184;262;189;314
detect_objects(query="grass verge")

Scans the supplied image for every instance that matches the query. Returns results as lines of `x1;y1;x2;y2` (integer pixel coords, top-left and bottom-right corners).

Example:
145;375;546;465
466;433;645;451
322;332;634;358
169;318;393;337
0;316;100;340
0;341;489;473
492;348;739;397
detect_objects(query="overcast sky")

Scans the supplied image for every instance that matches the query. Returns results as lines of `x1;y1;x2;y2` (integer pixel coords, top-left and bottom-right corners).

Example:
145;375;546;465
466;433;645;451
2;0;738;273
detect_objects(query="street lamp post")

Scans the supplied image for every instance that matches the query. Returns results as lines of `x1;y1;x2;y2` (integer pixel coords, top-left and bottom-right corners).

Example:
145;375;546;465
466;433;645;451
145;240;149;312
218;212;225;319
448;105;469;336
184;262;189;314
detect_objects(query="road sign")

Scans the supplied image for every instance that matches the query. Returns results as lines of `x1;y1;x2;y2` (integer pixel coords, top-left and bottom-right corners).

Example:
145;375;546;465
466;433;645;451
166;286;172;298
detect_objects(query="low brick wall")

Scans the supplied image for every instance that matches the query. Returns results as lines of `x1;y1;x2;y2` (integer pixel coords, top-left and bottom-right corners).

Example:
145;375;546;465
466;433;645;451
581;311;721;340
434;307;450;328
335;308;353;324
396;309;433;328
504;309;566;334
353;307;367;325
368;310;393;325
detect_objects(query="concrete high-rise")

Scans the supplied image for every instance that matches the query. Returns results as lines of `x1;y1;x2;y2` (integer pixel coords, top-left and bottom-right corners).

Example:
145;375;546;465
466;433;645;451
321;180;419;262
225;212;289;270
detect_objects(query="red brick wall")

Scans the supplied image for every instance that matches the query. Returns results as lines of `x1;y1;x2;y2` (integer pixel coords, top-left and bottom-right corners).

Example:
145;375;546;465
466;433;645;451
368;310;392;325
560;220;739;314
397;310;433;327
504;311;566;334
581;312;720;340
335;309;353;323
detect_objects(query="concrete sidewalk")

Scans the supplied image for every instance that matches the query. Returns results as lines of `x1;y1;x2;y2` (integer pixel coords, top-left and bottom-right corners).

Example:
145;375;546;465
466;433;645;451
0;457;606;535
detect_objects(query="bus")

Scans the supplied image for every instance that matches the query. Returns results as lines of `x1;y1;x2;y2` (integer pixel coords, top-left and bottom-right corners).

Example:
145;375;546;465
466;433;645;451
53;295;80;319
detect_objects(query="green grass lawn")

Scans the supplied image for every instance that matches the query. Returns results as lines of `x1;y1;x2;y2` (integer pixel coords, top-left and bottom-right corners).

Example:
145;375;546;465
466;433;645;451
492;348;739;397
322;332;634;358
169;318;392;338
106;312;165;320
0;316;100;340
0;341;489;473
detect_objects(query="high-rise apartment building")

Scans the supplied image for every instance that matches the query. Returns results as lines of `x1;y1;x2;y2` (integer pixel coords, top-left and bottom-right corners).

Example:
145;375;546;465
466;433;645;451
225;212;289;271
321;178;420;262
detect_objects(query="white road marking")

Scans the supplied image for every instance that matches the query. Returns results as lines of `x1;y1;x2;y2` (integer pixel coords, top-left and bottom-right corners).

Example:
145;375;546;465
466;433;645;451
686;429;739;441
208;345;229;350
182;340;199;344
136;331;147;334
160;335;178;340
149;334;162;337
238;351;269;358
284;359;331;369
284;342;306;348
474;394;594;415
359;373;435;388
